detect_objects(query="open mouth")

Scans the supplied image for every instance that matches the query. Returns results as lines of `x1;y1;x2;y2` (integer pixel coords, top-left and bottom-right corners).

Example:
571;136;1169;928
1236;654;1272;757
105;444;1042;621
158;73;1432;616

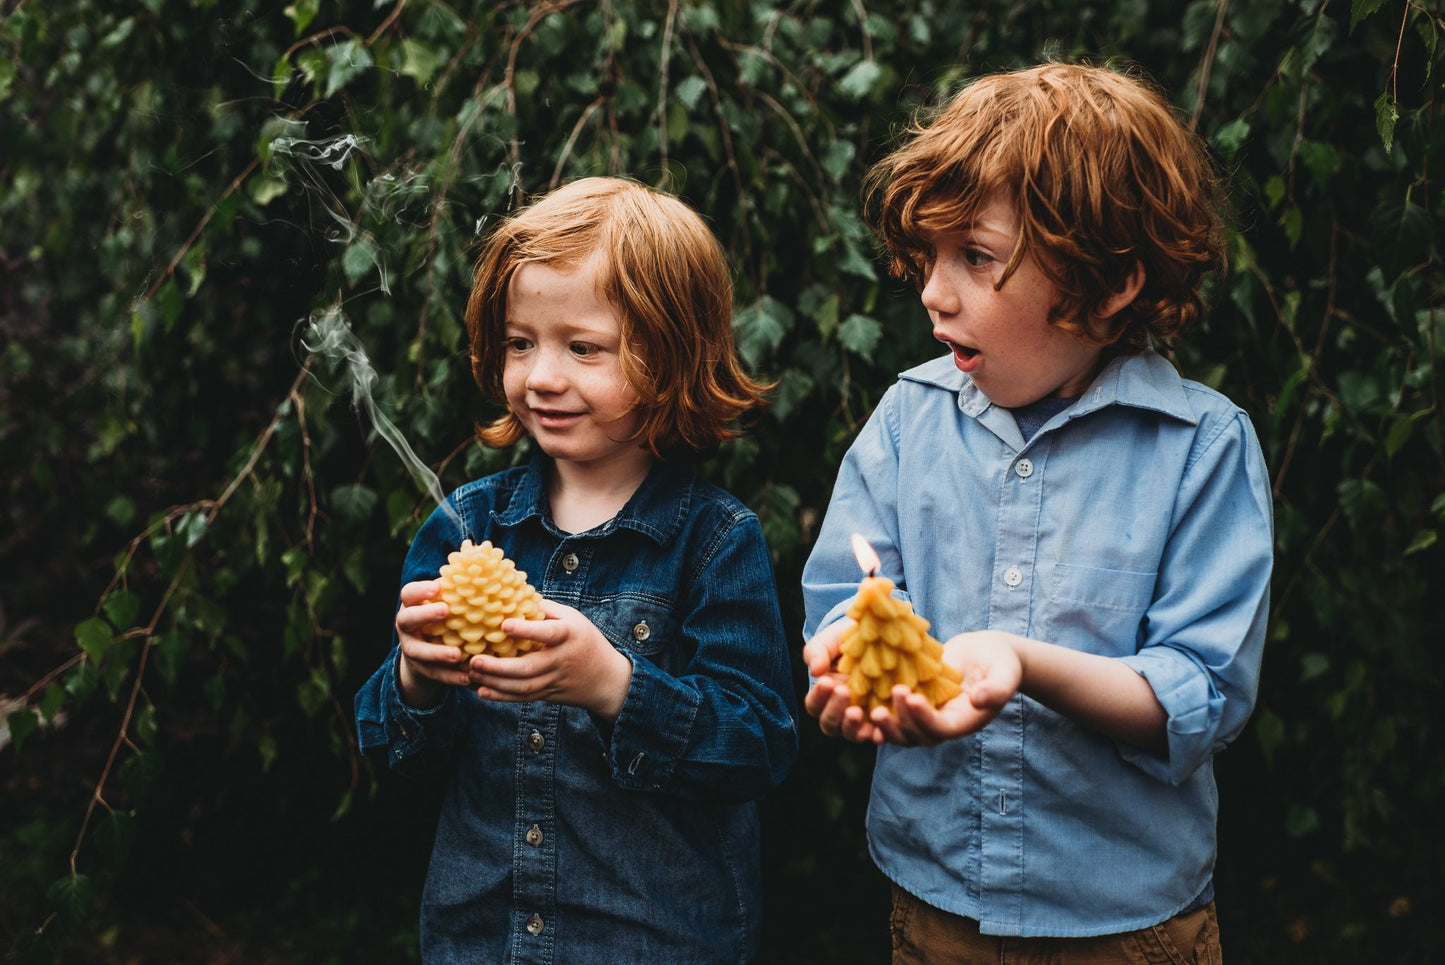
943;340;981;372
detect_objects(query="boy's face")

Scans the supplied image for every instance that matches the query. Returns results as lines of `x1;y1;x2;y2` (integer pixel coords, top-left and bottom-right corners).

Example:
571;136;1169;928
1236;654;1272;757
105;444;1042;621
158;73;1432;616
921;194;1104;408
502;258;651;487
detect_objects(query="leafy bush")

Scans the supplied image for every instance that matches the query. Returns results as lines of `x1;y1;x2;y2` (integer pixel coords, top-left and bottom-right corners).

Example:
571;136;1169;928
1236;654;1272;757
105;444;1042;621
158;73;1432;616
1;1;1440;962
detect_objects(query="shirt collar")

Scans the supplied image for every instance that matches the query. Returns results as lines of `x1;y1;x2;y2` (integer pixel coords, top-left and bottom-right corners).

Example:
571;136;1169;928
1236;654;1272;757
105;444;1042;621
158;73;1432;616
491;449;693;544
901;349;1198;426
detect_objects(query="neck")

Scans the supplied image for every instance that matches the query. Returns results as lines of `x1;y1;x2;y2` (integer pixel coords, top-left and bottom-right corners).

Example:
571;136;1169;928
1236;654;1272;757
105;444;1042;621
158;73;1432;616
547;453;655;534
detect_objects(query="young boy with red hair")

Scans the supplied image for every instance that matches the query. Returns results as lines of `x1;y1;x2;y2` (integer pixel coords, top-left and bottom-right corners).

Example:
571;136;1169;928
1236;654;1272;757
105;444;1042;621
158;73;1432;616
803;62;1272;962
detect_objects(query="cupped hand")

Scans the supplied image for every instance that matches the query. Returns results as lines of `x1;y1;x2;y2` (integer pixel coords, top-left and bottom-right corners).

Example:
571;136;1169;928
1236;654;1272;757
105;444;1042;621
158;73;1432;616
467;599;633;720
868;630;1024;745
803;619;892;742
395;580;470;706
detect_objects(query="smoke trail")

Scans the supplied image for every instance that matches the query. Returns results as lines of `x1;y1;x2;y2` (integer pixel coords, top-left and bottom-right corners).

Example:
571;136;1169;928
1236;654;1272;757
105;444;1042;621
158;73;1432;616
300;305;463;530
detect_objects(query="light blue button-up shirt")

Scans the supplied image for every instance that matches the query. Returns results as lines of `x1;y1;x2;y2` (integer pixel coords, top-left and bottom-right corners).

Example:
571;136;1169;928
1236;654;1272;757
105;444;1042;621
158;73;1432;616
802;350;1273;938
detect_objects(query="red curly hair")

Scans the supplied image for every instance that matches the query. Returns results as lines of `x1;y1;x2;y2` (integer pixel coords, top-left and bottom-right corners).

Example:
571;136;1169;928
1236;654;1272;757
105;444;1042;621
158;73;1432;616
865;61;1227;351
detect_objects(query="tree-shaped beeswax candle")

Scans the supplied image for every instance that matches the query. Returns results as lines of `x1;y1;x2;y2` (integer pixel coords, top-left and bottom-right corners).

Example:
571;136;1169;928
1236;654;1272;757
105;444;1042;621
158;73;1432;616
837;534;963;713
423;539;546;658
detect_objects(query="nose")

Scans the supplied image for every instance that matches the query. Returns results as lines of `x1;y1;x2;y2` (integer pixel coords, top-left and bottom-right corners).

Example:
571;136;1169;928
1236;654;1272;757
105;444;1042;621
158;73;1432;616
524;347;568;393
920;261;959;317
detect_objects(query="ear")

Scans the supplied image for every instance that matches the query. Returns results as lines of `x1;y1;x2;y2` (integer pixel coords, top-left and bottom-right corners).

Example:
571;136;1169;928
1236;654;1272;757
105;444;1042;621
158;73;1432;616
1095;261;1146;319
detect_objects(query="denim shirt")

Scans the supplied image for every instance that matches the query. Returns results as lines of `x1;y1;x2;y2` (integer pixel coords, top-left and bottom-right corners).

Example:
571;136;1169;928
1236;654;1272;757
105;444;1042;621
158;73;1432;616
356;454;798;964
802;351;1273;938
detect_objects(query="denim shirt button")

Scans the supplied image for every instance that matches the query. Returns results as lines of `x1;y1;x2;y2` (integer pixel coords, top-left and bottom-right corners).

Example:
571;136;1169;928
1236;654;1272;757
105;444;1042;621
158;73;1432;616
527;730;545;752
562;552;580;572
525;824;544;847
1004;566;1023;587
525;914;545;936
632;621;651;642
1015;458;1034;479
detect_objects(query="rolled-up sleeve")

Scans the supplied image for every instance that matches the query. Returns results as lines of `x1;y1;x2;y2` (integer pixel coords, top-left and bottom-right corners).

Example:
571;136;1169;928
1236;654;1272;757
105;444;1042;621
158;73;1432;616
1121;409;1274;785
606;513;798;803
355;645;462;775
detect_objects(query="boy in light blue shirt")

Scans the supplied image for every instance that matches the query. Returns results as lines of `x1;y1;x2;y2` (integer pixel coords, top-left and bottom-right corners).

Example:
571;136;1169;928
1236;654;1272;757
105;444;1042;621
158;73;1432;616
802;62;1272;962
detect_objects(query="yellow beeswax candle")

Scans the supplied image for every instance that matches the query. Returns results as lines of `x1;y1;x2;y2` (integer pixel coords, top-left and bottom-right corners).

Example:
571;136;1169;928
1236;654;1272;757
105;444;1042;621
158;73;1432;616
836;535;963;713
422;539;546;658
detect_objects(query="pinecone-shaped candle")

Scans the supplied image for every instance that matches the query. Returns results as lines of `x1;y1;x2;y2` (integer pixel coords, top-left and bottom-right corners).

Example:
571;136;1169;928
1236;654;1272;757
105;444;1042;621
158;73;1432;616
837;534;963;714
423;539;546;658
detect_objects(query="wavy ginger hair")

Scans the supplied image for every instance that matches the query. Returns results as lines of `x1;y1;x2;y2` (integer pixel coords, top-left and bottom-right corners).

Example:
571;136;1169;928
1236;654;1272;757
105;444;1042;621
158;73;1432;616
865;62;1227;351
466;177;769;455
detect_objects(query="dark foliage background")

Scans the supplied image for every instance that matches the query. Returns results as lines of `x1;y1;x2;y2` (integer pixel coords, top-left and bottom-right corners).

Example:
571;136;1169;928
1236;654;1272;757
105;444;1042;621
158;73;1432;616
2;0;1441;962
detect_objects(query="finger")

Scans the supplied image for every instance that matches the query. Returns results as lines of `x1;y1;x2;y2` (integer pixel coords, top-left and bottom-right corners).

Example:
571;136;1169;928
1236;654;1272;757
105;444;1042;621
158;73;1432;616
399;580;442;605
499;615;566;646
891;691;948;745
839;704;882;743
802;620;852;676
397;601;451;633
536;598;576;620
401;636;466;666
812;681;856;737
803;675;834;719
468;651;550;681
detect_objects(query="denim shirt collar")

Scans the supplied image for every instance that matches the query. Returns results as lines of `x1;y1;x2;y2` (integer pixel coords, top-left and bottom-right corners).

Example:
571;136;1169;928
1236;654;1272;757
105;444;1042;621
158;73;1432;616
490;450;695;545
901;349;1199;428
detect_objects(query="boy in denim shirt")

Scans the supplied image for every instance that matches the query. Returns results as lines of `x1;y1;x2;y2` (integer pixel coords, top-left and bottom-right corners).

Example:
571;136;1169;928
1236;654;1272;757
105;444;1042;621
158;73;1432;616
357;178;798;964
802;63;1272;962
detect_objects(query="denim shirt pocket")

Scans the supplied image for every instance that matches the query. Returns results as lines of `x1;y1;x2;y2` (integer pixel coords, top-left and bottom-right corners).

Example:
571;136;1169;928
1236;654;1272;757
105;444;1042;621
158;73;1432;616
589;593;678;660
1043;562;1156;657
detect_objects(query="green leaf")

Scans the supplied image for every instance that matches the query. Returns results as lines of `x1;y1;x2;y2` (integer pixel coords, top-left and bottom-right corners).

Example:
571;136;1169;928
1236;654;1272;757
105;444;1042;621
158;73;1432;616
1404;529;1438;556
734;296;793;369
400;38;442;86
297;668;331;717
1255;708;1284;765
342;239;378;284
75;617;113;662
1350;0;1390;33
285;0;319;36
259;733;279;772
1211;118;1251;163
1285;804;1321;837
674;75;708;111
838;314;883;357
47;873;97;931
5;707;39;751
1374;90;1399;155
324;39;374;98
118;748;165;799
177;510;209;548
1300;652;1330;682
39;683;67;721
838;60;883;100
331;483;379;527
102;590;141;631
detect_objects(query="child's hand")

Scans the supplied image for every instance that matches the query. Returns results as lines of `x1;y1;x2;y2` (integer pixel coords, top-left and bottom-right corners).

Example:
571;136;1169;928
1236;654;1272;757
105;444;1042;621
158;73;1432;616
395;580;471;708
869;631;1022;746
802;619;885;742
467;600;633;721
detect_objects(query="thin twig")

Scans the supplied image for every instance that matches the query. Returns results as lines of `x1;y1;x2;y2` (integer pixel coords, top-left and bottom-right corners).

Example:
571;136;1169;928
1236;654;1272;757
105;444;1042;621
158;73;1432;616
1189;0;1230;131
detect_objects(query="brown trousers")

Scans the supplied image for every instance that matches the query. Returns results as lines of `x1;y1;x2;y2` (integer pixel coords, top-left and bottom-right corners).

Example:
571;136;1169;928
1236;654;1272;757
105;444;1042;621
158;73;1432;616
889;884;1223;964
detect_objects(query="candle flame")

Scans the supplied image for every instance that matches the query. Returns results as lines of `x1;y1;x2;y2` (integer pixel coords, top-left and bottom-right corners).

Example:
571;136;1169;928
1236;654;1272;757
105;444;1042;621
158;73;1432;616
851;533;881;576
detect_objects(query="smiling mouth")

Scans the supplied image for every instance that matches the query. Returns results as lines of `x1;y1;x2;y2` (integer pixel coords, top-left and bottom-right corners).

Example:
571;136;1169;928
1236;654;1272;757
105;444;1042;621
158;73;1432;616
531;408;581;425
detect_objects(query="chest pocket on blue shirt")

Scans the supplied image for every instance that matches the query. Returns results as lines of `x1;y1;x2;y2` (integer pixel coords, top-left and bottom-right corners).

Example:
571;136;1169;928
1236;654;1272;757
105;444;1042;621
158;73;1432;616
588;594;676;659
1044;562;1156;657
